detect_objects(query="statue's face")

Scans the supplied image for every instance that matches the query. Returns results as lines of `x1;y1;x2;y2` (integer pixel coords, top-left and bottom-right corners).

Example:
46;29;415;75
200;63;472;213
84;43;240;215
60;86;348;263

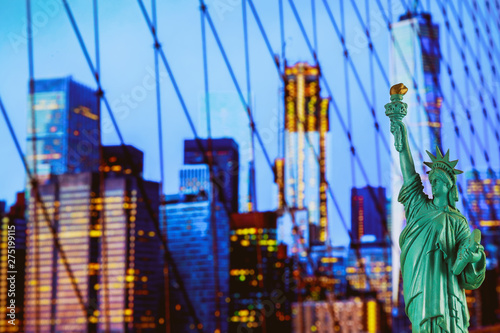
430;173;450;198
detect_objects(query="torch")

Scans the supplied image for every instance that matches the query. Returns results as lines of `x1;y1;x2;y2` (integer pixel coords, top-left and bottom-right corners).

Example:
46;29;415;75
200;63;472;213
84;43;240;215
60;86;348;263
385;83;409;152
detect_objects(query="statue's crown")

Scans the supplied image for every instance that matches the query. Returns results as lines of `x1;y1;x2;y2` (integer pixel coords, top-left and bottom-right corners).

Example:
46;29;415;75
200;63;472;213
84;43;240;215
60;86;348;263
424;146;463;179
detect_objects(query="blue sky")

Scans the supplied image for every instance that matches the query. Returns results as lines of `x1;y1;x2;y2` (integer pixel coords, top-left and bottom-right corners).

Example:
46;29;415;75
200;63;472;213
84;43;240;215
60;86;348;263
1;0;498;246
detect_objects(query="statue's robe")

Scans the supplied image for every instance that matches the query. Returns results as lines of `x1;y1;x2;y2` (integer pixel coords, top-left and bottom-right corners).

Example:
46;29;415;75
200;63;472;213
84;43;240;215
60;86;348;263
399;174;486;333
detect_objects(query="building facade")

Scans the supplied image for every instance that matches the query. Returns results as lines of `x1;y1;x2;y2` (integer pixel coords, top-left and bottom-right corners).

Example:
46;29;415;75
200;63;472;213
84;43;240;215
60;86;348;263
229;211;294;333
351;186;387;243
184;138;239;213
163;164;230;333
24;145;163;332
282;63;329;245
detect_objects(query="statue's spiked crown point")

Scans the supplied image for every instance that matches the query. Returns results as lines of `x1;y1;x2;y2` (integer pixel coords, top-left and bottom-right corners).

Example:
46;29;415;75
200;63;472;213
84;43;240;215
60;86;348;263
424;146;464;178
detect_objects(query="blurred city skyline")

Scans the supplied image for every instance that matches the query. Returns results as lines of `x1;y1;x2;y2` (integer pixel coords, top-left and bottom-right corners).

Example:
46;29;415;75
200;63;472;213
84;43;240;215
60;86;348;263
2;0;499;248
1;0;500;331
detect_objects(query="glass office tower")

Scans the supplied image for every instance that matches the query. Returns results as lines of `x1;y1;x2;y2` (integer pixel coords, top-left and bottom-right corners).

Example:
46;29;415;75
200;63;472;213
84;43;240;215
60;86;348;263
26;77;99;184
163;164;230;333
389;12;442;304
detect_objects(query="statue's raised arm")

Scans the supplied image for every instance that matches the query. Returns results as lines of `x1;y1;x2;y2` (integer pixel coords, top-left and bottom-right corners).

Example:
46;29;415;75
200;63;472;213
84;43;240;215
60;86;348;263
384;83;418;184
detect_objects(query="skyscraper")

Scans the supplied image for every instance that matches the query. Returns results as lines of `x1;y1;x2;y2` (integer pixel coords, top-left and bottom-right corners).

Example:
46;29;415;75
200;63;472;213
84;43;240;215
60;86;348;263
351;186;387;243
0;193;27;332
389;12;442;303
229;211;293;333
24;145;163;332
184;138;239;213
100;146;163;332
283;63;329;245
163;164;230;333
349;186;392;325
27;77;99;184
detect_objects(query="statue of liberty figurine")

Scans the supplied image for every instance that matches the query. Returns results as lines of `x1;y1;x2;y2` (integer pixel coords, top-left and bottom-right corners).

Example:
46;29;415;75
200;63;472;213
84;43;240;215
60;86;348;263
386;83;486;332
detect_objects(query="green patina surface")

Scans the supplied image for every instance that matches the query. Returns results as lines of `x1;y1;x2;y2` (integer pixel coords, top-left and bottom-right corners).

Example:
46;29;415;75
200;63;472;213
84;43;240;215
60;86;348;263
387;84;486;333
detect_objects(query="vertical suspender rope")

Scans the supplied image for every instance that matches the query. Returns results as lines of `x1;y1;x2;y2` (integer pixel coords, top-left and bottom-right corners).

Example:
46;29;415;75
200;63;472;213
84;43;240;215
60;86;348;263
152;0;166;213
365;0;389;313
311;0;339;323
366;0;382;186
242;5;267;331
472;3;488;151
93;1;110;331
200;4;222;332
152;0;164;194
444;1;474;225
26;1;40;331
277;1;304;327
243;0;257;212
340;0;357;209
279;0;286;158
151;1;171;331
342;0;355;191
312;0;318;56
340;0;371;293
459;1;475;158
